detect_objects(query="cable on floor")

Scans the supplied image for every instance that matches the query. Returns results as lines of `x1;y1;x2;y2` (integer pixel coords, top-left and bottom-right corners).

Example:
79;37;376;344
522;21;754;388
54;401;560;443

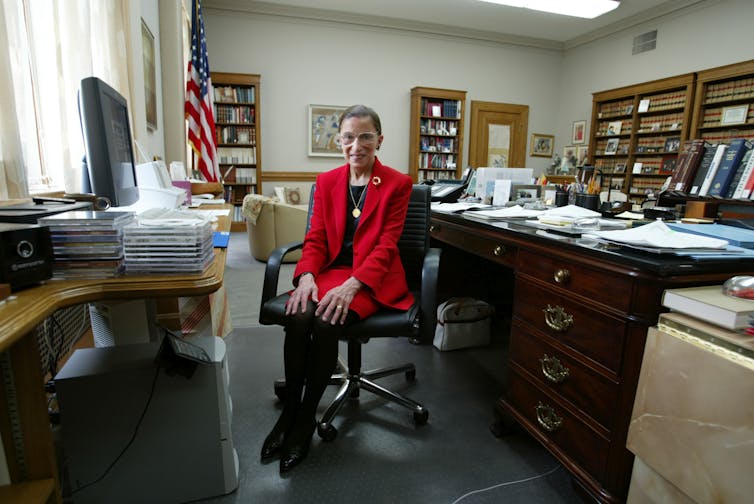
450;464;563;504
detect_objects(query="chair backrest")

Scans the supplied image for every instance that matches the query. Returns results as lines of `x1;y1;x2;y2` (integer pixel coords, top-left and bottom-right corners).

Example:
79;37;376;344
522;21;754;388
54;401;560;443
304;184;430;291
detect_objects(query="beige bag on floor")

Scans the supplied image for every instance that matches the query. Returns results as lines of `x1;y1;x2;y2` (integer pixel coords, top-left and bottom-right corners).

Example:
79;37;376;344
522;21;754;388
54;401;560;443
433;297;494;351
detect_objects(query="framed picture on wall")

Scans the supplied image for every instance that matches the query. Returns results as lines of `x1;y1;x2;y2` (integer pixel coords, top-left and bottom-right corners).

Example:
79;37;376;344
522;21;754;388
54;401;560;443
141;19;157;131
308;104;347;157
529;133;554;157
572;120;586;144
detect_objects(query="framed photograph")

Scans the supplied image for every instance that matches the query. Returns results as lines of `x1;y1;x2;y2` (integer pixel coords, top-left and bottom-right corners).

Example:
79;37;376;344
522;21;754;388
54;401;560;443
614;163;626;174
625;104;634;115
511;184;541;200
664;136;680;153
572;120;586;144
577;145;589;166
607;121;622;136
530;133;554;157
561;145;578;172
141;19;157;131
721;104;749;126
604;138;619;155
308;104;347;157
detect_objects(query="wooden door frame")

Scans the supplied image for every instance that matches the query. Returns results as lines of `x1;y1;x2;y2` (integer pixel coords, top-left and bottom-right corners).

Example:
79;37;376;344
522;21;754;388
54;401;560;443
468;101;529;168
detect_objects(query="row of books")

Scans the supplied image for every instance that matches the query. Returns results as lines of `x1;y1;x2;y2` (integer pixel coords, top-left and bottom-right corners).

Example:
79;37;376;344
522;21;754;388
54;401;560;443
704;78;754;104
419;119;458;136
595;119;631;136
218;146;257;165
637;113;684;133
213;85;255;104
419;167;457;181
668;138;754;198
629;179;665;195
214;104;255;124
224;185;253;205
598;99;633;118
216;126;256;145
421;99;462;119
700;128;754;144
222;167;256;184
636;136;680;153
417;152;457;170
420;136;457;153
638;91;686;113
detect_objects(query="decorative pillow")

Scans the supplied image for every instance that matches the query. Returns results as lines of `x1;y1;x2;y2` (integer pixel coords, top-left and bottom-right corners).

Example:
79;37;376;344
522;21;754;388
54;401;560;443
284;187;303;205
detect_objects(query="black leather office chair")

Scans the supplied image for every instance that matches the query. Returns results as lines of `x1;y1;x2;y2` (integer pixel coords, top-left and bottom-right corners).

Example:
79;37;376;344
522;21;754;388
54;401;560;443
259;184;441;441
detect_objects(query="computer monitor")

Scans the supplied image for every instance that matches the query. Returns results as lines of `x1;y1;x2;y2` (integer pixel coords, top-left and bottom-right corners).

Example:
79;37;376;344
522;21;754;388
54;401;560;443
78;76;139;208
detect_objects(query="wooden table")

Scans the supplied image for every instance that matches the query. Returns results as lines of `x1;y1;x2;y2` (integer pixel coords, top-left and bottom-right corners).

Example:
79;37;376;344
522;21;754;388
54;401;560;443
430;211;754;503
0;210;229;503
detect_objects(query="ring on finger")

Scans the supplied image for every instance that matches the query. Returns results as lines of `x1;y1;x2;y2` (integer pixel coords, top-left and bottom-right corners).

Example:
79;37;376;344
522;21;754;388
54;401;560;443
336;305;343;309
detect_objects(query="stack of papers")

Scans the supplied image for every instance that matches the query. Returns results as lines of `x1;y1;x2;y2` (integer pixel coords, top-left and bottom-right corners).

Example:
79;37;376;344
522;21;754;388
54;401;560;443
463;205;544;221
536;205;601;226
431;201;490;213
584;220;731;254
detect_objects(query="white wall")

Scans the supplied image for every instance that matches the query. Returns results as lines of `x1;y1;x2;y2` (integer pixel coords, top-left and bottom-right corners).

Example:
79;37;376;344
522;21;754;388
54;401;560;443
204;10;562;176
203;0;754;179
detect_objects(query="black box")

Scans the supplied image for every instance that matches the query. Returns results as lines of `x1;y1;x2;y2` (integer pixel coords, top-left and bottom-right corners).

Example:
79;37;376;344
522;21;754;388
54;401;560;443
0;201;91;224
0;223;53;290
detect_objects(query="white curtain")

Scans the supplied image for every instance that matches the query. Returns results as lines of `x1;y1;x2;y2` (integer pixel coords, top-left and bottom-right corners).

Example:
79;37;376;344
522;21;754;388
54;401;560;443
0;0;134;199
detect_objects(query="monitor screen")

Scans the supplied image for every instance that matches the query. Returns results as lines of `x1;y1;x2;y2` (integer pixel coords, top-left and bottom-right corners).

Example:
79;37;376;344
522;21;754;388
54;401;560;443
78;76;139;207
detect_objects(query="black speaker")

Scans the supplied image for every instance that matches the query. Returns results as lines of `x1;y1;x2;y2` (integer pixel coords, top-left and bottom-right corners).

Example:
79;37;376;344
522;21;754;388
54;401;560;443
0;223;53;291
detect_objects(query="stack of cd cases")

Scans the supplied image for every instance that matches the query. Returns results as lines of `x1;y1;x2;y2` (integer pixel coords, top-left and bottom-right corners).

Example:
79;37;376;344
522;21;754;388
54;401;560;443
123;214;214;275
38;211;136;279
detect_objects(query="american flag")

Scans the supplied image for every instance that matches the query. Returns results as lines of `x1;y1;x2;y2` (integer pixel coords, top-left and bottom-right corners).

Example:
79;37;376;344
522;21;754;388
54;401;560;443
185;0;220;182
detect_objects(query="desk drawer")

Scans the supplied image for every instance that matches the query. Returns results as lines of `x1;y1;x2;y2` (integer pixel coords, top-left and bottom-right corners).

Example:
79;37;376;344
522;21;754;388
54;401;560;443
505;368;609;483
517;249;632;312
514;279;626;374
430;221;516;268
510;322;618;430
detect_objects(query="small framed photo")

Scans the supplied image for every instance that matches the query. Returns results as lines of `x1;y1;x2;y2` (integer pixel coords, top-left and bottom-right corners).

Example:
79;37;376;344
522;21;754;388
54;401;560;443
604;138;619;155
614;163;626;174
721;104;749;126
577;145;589;166
511;184;541;200
572;120;586;144
308;104;347;157
607;121;622;136
530;133;554;157
664;136;680;153
625;104;634;115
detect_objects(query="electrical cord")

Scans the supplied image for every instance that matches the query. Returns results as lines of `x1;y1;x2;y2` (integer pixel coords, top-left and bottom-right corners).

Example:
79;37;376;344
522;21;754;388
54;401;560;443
450;464;563;504
65;365;161;498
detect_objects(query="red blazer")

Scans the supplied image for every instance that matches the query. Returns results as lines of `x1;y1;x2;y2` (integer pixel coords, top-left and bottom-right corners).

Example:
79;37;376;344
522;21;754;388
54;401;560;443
294;158;414;311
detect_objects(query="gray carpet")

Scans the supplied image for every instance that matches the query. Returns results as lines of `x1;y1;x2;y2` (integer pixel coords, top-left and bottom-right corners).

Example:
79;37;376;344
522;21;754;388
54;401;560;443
201;233;582;503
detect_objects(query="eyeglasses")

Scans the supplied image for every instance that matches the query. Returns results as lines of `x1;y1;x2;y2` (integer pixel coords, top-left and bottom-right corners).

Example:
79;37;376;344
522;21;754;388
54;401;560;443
338;131;378;146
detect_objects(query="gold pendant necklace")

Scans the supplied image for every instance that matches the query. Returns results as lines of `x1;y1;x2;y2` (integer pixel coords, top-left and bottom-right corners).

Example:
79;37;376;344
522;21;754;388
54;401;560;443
349;184;367;218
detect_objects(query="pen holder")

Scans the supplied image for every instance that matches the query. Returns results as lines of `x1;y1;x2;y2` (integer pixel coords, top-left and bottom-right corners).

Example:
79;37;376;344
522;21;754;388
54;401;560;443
555;191;569;207
575;193;600;211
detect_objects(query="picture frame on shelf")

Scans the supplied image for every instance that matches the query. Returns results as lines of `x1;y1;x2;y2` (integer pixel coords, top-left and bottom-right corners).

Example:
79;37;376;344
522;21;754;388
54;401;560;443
721;104;749;126
577;145;589;166
530;133;554;157
605;138;619;155
607;121;622;136
511;184;541;200
572;120;586;144
308;104;347;157
625;104;634;115
561;145;577;172
614;163;626;174
664;136;680;153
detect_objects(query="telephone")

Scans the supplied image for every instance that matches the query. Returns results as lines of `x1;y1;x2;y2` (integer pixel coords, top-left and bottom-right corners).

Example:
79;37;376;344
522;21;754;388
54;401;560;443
426;167;474;203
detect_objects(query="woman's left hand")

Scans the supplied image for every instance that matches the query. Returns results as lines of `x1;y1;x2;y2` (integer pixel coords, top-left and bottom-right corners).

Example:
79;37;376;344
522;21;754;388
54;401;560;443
316;276;362;325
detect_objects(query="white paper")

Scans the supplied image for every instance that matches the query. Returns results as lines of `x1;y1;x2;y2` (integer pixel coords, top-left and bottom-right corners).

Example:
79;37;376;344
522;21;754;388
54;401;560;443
432;201;489;213
493;179;512;205
536;204;602;225
585;220;729;249
467;204;544;219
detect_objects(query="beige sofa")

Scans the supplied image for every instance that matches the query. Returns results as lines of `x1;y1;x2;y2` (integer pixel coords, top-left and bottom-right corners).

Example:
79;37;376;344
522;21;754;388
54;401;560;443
241;194;308;262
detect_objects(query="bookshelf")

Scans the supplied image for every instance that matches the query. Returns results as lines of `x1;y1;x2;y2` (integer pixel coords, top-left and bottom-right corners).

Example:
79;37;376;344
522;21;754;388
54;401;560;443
690;59;754;145
409;87;466;182
590;74;695;206
212;72;262;231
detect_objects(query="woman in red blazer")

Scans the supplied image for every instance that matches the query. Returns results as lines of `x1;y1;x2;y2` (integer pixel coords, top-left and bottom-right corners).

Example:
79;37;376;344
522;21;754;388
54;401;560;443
261;105;414;473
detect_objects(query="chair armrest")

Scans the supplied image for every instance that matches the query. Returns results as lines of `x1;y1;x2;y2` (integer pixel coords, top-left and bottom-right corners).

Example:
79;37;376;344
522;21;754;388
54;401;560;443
261;240;304;308
416;247;442;344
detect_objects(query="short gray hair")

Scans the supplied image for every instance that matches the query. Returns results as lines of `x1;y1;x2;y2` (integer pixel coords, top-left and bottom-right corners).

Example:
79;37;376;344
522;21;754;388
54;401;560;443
338;105;382;135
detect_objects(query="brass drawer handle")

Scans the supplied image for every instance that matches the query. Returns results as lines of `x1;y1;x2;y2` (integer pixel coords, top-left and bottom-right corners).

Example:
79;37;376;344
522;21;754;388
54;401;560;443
535;401;563;432
429;224;438;233
553;268;571;284
543;305;573;332
493;245;505;256
539;354;570;383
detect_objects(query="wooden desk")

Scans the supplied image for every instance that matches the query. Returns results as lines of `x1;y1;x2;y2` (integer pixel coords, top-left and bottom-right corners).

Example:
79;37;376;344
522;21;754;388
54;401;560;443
430;211;754;503
0;211;229;503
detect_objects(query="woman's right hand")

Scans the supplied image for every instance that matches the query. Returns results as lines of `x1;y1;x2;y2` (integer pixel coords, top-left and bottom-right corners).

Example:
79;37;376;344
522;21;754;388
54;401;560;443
285;273;319;315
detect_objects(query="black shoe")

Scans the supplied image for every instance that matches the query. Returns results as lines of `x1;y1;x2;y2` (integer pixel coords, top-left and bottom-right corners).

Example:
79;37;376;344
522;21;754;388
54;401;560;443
279;420;315;473
260;425;287;461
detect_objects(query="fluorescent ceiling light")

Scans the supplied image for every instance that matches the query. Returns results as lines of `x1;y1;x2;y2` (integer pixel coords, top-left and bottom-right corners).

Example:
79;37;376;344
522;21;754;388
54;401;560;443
478;0;620;19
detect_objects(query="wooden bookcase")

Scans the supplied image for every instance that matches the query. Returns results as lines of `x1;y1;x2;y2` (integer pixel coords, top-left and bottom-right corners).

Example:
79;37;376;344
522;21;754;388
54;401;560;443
590;74;695;206
409;87;466;182
211;72;262;231
690;59;754;145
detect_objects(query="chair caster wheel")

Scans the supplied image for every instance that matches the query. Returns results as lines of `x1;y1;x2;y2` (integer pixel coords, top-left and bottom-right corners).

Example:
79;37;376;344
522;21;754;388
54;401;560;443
405;369;416;381
318;422;338;442
274;380;287;401
413;408;429;425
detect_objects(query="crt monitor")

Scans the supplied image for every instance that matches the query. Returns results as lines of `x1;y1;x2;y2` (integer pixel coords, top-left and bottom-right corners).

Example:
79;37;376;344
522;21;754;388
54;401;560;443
78;76;139;207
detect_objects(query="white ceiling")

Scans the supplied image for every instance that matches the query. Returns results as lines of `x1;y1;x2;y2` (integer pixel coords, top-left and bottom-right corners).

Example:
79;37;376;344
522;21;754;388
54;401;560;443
203;0;710;50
